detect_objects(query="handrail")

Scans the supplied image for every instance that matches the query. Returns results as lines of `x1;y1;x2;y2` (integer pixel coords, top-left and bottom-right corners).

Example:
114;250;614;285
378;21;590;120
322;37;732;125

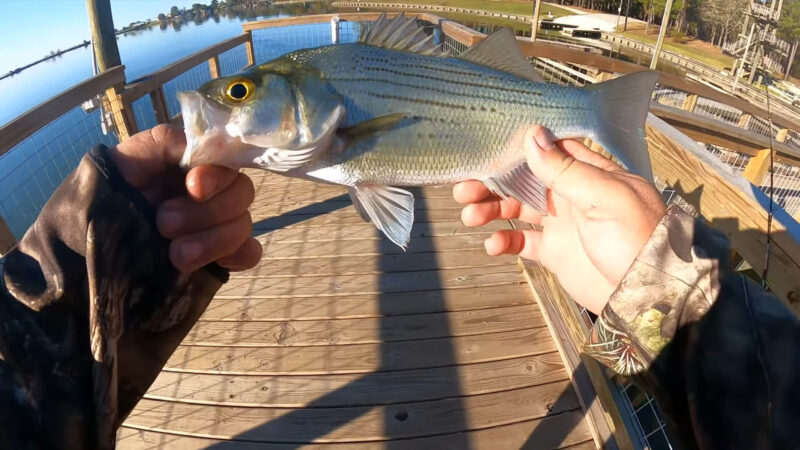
0;65;126;157
122;33;250;103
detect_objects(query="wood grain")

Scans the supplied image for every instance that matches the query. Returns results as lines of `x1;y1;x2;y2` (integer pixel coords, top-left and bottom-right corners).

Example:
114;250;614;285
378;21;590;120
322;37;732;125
144;353;566;406
199;283;533;320
165;328;555;374
119;408;592;448
184;304;545;346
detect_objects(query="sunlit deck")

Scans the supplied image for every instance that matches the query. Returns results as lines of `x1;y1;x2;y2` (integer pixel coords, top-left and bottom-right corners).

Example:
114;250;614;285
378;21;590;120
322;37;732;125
116;171;595;449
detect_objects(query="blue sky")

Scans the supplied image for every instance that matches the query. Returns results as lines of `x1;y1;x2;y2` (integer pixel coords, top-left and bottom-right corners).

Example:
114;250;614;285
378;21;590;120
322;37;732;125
0;1;200;73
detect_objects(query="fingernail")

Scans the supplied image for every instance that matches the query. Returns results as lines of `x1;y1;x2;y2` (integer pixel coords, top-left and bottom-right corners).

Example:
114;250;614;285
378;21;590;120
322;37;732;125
158;209;183;234
179;241;203;264
200;173;218;197
535;130;557;152
484;238;492;254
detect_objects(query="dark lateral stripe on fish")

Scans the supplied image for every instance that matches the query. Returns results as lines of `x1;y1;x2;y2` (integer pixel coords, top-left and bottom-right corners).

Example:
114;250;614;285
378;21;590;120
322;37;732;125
365;91;468;110
360;65;544;98
329;76;579;111
387;60;536;86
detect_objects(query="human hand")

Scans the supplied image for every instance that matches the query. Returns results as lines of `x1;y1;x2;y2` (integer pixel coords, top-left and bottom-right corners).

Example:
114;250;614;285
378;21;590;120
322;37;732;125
109;124;262;273
454;126;665;314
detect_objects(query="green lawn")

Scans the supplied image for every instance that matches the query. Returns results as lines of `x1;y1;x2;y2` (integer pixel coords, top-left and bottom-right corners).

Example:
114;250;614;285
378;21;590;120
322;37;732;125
362;0;572;18
620;31;735;70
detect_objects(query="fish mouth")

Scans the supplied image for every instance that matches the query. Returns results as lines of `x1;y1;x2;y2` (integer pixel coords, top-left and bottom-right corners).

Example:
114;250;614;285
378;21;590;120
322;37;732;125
177;91;241;169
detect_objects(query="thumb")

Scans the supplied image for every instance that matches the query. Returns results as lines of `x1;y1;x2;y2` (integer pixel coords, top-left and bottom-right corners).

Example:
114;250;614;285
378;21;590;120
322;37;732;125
524;126;615;211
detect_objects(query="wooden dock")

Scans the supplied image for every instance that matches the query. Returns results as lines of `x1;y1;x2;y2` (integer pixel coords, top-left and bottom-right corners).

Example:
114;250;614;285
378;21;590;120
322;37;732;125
116;171;595;449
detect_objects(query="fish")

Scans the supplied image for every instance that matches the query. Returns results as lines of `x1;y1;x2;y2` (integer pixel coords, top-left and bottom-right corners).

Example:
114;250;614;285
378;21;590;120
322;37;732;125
177;13;659;248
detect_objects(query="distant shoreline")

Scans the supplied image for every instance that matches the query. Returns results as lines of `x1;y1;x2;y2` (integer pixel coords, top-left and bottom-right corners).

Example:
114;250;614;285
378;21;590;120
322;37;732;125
1;40;91;81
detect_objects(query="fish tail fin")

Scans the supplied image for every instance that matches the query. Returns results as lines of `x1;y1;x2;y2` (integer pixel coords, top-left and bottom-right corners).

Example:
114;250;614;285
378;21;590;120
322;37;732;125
587;71;659;181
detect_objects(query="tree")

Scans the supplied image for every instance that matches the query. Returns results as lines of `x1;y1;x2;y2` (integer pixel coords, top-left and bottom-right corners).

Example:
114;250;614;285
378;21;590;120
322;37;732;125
211;0;219;8
157;13;166;21
700;0;748;46
170;5;180;16
778;0;800;77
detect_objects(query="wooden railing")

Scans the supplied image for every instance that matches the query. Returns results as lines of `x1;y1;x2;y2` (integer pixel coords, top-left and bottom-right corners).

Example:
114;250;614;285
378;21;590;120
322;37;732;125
2;12;800;447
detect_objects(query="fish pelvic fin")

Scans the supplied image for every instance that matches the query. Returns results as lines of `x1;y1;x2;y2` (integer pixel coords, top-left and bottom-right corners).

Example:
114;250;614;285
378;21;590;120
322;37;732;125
483;162;547;214
359;12;448;56
587;71;659;181
347;184;414;249
459;29;543;82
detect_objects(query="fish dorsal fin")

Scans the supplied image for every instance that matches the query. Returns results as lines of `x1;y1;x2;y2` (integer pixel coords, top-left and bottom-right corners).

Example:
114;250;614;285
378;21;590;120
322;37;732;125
359;12;448;56
459;29;543;82
347;184;415;249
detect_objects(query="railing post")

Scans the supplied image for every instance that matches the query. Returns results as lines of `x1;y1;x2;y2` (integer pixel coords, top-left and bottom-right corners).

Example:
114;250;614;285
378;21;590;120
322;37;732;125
682;94;698;112
150;86;171;124
105;82;137;140
743;148;776;185
737;113;752;128
208;56;221;79
330;17;340;44
245;31;256;67
0;214;15;256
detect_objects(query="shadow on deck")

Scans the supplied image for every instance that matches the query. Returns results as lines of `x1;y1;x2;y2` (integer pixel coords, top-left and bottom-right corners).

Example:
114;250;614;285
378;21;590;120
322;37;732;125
116;171;594;449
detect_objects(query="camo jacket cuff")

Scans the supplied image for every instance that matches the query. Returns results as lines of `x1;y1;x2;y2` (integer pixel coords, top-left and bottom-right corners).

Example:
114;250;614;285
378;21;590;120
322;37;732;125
586;205;721;375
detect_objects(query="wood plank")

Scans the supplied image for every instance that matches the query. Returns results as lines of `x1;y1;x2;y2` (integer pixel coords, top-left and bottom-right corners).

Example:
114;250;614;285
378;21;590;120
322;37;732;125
200;283;534;320
165;328;555;374
145;353;567;407
217;266;522;297
123;35;248;102
250;196;462;217
185;304;545;346
252;206;470;229
647;116;800;314
520;261;634;450
0;66;126;157
0;214;15;256
256;234;492;258
257;220;505;243
119;408;592;448
239;250;516;277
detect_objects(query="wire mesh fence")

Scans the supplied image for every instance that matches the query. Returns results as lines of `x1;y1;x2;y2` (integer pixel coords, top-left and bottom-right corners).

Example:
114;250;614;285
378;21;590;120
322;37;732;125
0;106;117;238
694;97;742;126
219;44;249;77
163;63;214;118
704;144;751;174
651;86;687;109
761;161;800;216
252;22;334;64
131;93;158;132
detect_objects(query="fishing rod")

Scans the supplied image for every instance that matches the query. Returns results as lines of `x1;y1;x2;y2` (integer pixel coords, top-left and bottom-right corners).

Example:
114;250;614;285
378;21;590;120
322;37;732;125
762;84;775;288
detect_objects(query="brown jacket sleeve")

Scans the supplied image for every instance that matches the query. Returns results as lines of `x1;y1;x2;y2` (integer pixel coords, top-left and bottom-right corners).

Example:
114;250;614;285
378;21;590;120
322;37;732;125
587;205;800;449
0;146;227;449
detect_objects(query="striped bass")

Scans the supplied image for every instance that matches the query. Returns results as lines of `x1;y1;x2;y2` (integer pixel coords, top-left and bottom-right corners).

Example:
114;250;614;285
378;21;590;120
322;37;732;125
178;13;658;247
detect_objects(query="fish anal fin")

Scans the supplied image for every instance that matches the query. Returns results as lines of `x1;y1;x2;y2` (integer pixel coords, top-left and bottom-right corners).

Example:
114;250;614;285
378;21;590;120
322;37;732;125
338;113;415;142
459;29;543;82
359;12;447;56
483;162;546;213
347;184;414;249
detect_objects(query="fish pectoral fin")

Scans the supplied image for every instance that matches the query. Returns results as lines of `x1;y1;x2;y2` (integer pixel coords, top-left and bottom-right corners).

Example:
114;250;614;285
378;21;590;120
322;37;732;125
483;162;547;213
348;184;414;249
257;144;326;172
338;113;416;143
459;29;543;82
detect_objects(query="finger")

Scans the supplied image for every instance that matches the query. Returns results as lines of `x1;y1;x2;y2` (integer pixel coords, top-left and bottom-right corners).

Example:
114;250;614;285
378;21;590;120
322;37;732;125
157;174;255;238
216;238;263;271
186;165;241;202
485;229;543;261
525;126;617;210
170;213;252;273
557;139;624;173
453;180;494;204
112;124;187;188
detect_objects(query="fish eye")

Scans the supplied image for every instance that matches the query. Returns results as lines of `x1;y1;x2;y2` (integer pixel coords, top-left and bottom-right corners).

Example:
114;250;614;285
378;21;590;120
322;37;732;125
225;78;254;102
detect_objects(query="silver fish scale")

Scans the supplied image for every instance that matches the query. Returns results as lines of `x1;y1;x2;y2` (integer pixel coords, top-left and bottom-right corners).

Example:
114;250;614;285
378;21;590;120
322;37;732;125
290;44;597;186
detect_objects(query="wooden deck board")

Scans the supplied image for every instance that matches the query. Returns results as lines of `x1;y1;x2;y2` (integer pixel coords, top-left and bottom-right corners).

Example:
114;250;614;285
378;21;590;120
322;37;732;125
119;172;592;448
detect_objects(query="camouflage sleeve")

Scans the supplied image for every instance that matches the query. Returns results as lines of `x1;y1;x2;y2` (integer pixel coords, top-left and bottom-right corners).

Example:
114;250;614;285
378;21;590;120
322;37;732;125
0;145;228;449
586;205;800;448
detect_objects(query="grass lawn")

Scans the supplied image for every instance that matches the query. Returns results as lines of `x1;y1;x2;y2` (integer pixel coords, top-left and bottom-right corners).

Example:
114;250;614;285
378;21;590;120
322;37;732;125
362;0;572;18
620;30;735;71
